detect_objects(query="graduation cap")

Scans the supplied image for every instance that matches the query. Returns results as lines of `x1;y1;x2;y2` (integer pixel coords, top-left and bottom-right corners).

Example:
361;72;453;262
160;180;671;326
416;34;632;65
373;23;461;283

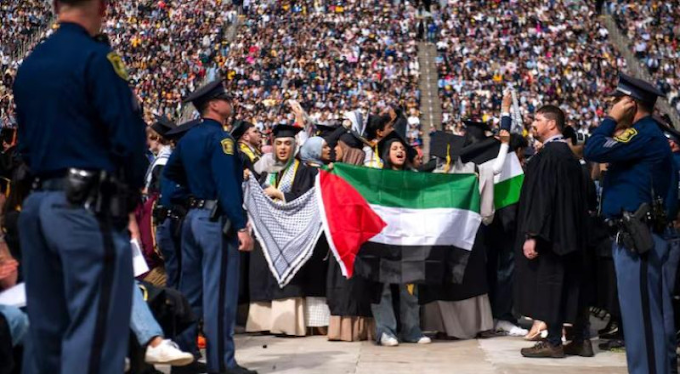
314;123;340;138
463;119;492;144
165;119;201;141
151;115;176;137
607;73;665;106
272;124;303;139
183;79;232;109
231;120;255;141
377;131;417;163
430;131;466;161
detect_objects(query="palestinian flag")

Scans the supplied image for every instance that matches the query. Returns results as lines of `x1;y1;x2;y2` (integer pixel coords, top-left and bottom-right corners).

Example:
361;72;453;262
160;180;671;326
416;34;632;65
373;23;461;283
316;163;482;284
460;138;524;229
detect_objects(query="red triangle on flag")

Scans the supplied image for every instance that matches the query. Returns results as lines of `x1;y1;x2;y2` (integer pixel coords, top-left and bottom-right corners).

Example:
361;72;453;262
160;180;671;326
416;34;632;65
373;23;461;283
316;169;387;278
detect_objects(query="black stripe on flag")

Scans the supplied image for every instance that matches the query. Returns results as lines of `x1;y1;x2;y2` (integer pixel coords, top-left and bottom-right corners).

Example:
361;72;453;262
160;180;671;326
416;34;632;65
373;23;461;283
353;243;471;285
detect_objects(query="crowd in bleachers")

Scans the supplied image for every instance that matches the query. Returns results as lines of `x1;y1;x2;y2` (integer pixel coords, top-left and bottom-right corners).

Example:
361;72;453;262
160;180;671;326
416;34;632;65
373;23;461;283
220;0;423;146
609;0;680;116
428;0;626;134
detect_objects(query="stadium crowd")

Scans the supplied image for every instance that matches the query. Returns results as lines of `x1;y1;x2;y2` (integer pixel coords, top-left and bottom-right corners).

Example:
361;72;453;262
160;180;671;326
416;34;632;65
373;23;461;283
0;0;53;129
220;1;423;145
609;0;680;115
429;0;626;134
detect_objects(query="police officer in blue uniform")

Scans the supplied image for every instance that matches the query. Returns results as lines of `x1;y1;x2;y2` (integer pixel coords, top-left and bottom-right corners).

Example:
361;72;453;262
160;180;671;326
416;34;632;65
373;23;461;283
12;1;147;373
164;80;256;374
584;73;679;374
156;119;201;290
659;121;680;374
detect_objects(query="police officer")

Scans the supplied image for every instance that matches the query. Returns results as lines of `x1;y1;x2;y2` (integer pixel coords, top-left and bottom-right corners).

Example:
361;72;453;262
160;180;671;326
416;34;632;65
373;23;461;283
164;80;256;374
659;121;680;374
584;73;678;374
12;1;147;373
155;118;201;290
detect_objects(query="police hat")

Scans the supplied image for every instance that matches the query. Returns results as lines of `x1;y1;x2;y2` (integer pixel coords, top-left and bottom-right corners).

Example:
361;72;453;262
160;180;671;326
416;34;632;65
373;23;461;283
231;120;255;141
151;115;176;137
377;131;417;162
607;73;665;106
430;131;465;161
272;124;303;139
165;119;201;140
183;80;232;109
657;119;680;145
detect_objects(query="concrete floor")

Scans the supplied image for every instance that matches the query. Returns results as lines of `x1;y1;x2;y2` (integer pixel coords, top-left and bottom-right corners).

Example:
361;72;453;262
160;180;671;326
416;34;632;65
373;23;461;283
158;331;628;374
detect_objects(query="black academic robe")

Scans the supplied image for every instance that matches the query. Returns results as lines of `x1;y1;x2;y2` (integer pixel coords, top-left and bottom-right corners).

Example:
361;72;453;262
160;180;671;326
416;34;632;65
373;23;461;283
248;162;327;301
513;141;589;324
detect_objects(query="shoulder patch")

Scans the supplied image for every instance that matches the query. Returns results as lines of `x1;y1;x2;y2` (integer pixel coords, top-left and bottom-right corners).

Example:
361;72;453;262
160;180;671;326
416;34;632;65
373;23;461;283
221;138;235;155
614;128;638;143
106;52;129;81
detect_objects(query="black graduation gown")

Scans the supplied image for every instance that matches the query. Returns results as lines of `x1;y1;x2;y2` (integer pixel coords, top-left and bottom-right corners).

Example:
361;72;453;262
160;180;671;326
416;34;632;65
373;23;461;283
513;142;589;324
248;162;327;301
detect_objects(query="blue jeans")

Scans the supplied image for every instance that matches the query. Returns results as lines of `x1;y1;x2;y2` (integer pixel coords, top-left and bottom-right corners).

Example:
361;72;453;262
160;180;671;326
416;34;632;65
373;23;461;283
371;283;423;343
19;191;133;374
0;304;28;346
130;281;164;346
174;209;240;372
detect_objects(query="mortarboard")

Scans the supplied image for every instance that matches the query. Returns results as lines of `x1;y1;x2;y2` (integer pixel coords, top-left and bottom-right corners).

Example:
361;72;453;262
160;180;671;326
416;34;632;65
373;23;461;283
183;79;232;109
463;119;491;133
430;131;466;161
272;124;303;139
314;123;340;138
607;73;665;106
656;119;680;144
377;130;416;162
151;115;176;137
165;119;201;140
231;120;255;141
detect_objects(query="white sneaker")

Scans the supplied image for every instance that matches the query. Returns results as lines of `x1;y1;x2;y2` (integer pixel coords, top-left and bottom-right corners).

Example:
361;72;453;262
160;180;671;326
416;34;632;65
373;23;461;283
379;334;399;347
145;339;195;366
417;336;432;344
495;320;529;337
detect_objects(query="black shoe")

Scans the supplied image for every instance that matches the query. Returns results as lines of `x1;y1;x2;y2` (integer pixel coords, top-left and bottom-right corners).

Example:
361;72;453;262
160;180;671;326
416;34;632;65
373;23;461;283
171;361;208;374
520;341;566;358
564;340;595;357
223;365;258;374
598;319;616;335
598;339;625;352
599;326;621;340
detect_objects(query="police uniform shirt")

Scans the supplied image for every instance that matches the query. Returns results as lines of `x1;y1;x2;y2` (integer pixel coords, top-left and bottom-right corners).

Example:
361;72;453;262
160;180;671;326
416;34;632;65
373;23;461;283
13;23;147;187
584;116;678;219
164;118;246;230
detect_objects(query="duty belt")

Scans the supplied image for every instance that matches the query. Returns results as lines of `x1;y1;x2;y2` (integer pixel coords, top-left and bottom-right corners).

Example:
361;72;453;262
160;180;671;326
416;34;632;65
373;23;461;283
188;197;218;210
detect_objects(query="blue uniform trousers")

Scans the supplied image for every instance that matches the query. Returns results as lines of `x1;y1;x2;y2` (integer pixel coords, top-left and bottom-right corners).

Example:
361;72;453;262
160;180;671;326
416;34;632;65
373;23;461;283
19;191;133;374
615;233;671;374
663;234;680;374
157;217;181;290
174;208;240;372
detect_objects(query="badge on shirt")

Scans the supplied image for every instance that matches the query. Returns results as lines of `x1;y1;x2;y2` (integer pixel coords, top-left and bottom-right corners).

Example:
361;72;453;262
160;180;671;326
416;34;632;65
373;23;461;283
221;139;234;155
106;52;129;81
613;128;638;143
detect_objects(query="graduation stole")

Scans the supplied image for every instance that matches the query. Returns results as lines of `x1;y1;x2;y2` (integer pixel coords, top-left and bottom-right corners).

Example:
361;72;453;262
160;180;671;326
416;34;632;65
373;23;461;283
239;142;261;163
268;159;300;194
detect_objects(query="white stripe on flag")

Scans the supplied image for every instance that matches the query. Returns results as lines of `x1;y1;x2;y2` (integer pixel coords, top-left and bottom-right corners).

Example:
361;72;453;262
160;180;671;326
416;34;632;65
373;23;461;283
492;152;523;184
368;205;482;250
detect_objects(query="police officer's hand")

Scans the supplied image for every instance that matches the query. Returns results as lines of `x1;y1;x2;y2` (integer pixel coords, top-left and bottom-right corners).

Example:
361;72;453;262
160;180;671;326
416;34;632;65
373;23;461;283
523;238;538;260
238;230;254;252
244;169;251;181
609;97;636;123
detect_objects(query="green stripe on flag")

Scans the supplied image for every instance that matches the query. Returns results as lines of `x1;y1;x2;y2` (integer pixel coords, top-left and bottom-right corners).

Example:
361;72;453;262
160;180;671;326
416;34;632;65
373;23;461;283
331;163;480;212
494;174;524;209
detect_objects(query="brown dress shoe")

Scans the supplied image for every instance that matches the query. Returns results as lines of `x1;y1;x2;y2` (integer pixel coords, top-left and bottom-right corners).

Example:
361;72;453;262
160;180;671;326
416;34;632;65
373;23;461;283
564;340;595;357
520;342;566;358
